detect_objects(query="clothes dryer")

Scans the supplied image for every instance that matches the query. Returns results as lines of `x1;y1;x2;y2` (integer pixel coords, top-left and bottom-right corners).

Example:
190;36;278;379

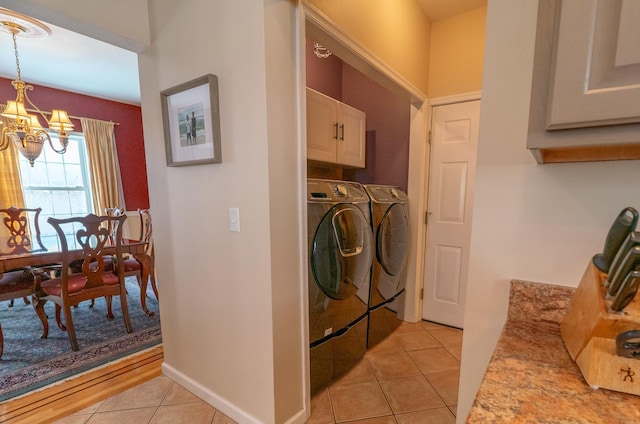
364;184;409;348
307;178;373;394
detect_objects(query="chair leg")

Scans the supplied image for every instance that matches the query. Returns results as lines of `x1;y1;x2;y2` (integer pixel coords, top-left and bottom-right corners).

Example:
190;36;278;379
22;296;30;305
106;296;114;319
150;272;159;301
62;303;79;351
33;297;50;339
8;299;14;307
55;305;67;331
120;287;133;334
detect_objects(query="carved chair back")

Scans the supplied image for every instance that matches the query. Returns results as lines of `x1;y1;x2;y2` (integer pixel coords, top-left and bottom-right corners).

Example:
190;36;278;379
0;206;46;255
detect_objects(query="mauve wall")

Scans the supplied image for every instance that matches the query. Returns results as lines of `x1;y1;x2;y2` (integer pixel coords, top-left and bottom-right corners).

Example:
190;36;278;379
341;65;410;191
0;77;149;209
306;39;343;101
305;39;410;191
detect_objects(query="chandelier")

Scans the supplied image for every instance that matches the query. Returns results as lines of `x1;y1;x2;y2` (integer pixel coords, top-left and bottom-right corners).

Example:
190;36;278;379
0;9;73;166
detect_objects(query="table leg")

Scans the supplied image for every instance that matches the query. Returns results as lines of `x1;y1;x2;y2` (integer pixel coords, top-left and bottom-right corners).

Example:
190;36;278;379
133;253;154;316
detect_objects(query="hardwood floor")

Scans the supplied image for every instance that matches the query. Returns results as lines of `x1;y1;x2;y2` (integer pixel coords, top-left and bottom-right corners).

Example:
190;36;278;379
0;345;163;424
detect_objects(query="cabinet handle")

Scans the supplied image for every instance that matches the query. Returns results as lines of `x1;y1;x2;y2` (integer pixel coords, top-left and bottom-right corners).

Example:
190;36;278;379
333;123;338;139
340;124;345;140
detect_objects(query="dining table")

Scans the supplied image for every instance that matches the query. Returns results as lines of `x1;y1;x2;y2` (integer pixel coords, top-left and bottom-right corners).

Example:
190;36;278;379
0;239;154;359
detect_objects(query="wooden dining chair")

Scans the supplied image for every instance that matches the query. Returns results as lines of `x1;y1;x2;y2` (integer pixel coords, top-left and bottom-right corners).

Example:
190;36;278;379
0;206;48;307
104;207;142;282
126;209;158;301
0;206;47;255
105;208;158;302
33;214;133;351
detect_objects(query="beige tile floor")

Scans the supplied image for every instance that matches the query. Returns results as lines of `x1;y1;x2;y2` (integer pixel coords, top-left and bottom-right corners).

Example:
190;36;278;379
308;320;462;424
53;320;461;424
51;376;237;424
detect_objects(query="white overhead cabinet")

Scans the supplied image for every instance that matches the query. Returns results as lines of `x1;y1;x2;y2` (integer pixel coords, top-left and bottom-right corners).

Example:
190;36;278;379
527;0;640;163
306;88;366;168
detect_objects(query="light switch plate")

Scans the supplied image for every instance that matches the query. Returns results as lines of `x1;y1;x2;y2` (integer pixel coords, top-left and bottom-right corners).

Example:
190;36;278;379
229;207;240;232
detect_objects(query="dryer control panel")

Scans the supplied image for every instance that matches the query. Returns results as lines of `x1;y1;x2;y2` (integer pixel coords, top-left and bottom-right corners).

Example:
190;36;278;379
308;179;369;203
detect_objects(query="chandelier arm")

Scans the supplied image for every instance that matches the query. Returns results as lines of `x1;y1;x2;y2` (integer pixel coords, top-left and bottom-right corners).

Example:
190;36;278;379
37;129;67;154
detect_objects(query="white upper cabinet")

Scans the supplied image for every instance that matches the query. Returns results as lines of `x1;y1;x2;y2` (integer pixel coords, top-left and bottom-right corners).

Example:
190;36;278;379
527;0;640;163
546;0;640;130
306;88;366;168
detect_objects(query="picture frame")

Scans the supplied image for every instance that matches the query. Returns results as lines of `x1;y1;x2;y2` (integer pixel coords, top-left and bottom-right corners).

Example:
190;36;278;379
160;74;222;166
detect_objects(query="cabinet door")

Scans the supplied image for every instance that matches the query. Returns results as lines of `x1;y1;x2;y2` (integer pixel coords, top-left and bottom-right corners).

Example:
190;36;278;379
307;88;338;163
336;103;366;168
546;0;640;129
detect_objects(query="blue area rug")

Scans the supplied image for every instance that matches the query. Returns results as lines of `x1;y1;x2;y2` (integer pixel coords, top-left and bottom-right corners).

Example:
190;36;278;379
0;277;161;401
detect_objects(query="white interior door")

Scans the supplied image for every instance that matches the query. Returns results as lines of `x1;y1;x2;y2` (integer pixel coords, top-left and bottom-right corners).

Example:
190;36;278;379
421;100;480;328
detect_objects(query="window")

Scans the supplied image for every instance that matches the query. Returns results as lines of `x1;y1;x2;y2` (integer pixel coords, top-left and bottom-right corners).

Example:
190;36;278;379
19;133;93;250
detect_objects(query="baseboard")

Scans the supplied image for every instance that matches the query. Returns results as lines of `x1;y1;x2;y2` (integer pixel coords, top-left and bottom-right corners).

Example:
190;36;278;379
0;345;163;424
282;408;307;424
162;362;264;424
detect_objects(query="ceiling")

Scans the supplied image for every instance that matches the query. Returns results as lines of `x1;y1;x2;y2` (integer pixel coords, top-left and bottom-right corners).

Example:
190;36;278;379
0;12;140;105
417;0;487;22
0;2;487;106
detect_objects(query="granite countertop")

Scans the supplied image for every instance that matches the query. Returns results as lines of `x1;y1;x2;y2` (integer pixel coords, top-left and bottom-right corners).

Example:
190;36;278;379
467;280;640;423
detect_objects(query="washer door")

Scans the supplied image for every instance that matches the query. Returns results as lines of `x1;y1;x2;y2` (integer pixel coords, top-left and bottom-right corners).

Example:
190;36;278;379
311;204;373;300
377;203;409;276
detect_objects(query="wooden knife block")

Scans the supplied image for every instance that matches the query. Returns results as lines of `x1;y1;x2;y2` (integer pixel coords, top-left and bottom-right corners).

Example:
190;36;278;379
561;262;640;395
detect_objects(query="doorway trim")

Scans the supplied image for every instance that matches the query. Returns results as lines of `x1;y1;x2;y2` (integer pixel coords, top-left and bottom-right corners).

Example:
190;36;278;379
300;1;431;328
304;3;427;105
430;91;482;107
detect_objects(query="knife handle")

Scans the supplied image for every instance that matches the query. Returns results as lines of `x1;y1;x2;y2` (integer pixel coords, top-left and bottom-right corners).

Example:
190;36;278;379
593;207;638;273
608;231;640;284
607;245;640;297
610;270;640;312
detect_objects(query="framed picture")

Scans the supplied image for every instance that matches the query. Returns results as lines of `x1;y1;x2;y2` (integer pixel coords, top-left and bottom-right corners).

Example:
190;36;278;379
161;74;222;166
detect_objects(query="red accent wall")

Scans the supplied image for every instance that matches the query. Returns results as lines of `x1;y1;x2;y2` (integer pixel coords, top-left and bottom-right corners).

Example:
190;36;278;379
0;77;149;209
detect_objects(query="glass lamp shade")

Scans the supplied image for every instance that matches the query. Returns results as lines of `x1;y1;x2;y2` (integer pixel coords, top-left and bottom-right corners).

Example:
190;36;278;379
1;100;29;120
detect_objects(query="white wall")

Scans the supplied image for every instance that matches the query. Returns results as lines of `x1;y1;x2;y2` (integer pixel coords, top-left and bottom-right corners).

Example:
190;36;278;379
137;2;305;423
458;0;640;422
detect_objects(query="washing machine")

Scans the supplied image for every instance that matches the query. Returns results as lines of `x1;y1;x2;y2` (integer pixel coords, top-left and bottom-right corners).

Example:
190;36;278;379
364;184;410;348
307;178;373;394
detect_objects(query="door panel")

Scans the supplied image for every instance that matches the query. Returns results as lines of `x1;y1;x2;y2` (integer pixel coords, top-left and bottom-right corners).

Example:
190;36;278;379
434;245;462;303
438;162;468;223
307;88;338;163
337;103;366;167
422;100;480;328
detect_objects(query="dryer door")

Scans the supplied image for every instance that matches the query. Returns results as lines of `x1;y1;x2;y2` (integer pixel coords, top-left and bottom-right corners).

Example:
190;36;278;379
376;203;409;276
311;204;373;300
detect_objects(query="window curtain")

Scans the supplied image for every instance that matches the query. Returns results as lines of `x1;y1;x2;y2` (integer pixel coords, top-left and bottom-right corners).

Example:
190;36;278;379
0;120;26;240
0;120;25;210
81;118;125;215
